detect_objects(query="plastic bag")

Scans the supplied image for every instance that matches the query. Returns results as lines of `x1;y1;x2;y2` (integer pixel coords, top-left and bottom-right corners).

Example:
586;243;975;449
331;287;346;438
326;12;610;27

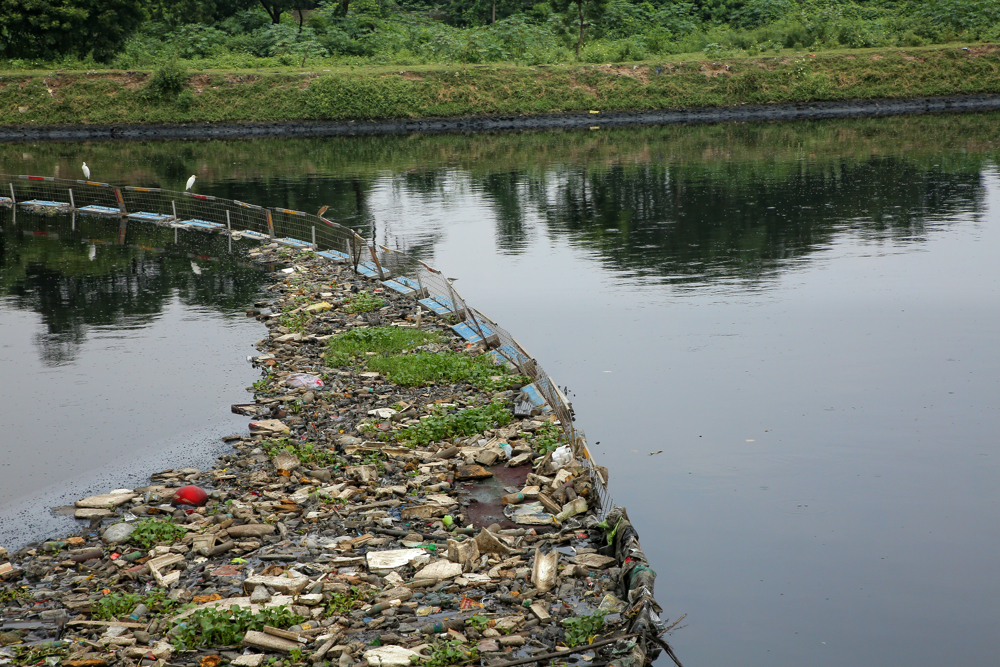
285;373;324;388
551;444;573;469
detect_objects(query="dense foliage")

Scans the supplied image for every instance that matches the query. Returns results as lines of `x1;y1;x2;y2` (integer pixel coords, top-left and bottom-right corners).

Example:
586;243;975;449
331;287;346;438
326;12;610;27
0;0;144;62
1;0;998;67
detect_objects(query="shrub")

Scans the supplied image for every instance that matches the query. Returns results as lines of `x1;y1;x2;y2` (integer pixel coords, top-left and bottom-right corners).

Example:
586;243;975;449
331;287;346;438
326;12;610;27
145;62;188;98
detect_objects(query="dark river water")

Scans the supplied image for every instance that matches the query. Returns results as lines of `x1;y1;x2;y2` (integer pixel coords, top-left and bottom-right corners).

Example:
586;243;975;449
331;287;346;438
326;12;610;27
3;113;1000;666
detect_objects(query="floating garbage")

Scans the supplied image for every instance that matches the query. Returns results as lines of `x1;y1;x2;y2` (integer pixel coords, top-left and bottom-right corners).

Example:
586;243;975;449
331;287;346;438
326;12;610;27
0;236;675;667
552;444;573;469
285;373;323;388
172;484;208;506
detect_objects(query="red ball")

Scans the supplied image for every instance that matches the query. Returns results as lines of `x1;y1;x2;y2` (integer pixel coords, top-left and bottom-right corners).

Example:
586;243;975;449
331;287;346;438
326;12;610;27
172;485;209;507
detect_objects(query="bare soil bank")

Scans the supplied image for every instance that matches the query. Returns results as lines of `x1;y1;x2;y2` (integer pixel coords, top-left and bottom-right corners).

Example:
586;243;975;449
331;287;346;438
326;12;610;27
3;94;1000;141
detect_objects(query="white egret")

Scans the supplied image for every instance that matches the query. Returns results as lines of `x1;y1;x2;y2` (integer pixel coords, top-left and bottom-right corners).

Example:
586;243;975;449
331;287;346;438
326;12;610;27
185;175;197;191
88;244;96;261
191;261;202;275
81;162;90;179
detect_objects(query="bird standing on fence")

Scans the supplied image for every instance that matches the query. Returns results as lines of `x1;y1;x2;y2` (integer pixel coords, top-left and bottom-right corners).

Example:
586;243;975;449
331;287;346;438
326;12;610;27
185;175;197;191
81;162;90;179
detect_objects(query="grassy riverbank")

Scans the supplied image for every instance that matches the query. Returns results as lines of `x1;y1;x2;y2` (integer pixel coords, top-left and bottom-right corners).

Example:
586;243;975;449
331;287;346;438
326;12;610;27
2;43;999;126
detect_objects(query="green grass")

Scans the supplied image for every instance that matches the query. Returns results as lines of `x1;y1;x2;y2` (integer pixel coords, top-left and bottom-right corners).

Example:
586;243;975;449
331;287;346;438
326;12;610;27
325;325;444;367
397;399;513;446
2;45;1000;126
367;350;520;389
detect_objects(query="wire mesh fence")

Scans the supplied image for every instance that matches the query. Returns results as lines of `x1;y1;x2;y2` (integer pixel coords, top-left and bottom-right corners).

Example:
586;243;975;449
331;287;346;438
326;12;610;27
0;172;614;517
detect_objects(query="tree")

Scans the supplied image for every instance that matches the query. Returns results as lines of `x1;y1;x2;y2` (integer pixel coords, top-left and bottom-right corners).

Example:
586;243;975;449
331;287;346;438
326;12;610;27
258;0;297;23
144;0;259;25
551;0;608;56
0;0;144;62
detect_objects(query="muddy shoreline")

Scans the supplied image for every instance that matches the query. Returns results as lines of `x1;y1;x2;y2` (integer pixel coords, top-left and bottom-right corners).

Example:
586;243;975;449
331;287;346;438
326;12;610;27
0;238;673;667
2;94;1000;142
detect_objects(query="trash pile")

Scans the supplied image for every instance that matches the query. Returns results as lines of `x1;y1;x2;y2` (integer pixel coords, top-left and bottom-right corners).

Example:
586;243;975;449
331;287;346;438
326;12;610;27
0;243;680;667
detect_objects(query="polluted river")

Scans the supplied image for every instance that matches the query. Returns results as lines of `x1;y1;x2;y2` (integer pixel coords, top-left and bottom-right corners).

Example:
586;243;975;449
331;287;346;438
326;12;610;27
2;112;1000;667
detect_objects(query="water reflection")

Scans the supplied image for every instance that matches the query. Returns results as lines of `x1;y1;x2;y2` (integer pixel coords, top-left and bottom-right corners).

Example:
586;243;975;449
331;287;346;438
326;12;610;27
6;114;998;285
0;212;266;365
528;157;981;285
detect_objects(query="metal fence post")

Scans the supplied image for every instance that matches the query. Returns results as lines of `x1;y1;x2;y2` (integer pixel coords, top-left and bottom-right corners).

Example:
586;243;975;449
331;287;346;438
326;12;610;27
172;200;177;220
113;187;127;216
311;226;316;249
9;183;15;203
68;188;75;210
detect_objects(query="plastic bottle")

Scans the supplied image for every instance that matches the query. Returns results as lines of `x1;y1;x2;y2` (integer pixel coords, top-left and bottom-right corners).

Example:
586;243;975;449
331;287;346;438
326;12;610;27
128;604;149;621
501;492;525;505
419;618;466;634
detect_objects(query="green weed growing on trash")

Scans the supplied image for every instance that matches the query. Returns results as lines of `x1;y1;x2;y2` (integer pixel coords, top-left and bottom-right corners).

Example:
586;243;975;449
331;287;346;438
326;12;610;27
563;611;607;647
325;326;443;367
128;519;188;550
11;643;67;666
171;604;304;649
93;592;141;620
368;350;524;390
324;586;368;616
528;421;565;456
93;590;178;620
397;399;512;446
361;451;387;474
467;614;490;630
0;587;30;604
277;311;311;333
415;639;479;667
343;290;386;313
261;438;341;468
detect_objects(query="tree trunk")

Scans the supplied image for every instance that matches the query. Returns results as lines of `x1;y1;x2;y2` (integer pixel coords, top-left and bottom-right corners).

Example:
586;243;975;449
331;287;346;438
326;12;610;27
492;1;496;23
576;0;584;57
259;0;281;23
296;0;304;32
341;0;350;14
